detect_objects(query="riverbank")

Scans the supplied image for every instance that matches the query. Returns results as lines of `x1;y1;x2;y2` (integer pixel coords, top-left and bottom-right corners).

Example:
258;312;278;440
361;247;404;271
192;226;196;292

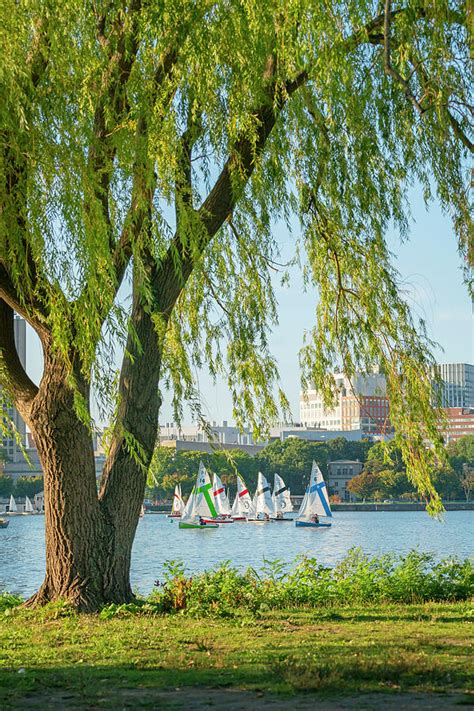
0;602;471;709
331;501;474;511
149;500;474;513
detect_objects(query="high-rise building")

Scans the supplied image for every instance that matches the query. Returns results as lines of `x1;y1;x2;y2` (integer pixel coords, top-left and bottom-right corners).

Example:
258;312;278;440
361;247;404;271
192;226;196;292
433;363;474;408
300;372;391;435
1;316;27;463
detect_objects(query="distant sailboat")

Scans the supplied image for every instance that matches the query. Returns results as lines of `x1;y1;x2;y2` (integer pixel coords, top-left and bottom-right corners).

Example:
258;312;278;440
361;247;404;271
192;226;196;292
211;473;233;522
231;475;252;521
248;472;274;522
272;473;293;520
168;485;184;518
295;462;332;528
179;463;219;529
24;496;34;514
8;495;18;514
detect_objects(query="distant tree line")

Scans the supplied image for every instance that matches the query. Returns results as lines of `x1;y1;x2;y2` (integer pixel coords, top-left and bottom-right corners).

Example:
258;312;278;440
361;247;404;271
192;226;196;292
0;475;44;499
147;437;372;499
347;438;474;502
147;435;474;502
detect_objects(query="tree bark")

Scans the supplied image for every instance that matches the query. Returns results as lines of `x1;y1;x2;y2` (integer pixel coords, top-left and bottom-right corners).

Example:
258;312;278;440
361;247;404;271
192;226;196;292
24;356;108;611
98;262;164;602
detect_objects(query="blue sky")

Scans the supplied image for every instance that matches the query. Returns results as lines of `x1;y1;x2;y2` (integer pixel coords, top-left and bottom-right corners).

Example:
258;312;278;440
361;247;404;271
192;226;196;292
158;186;473;425
25;187;473;427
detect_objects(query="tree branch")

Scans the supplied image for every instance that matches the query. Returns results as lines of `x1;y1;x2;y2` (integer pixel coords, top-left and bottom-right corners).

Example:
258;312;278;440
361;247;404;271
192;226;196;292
87;0;143;252
383;0;425;115
111;46;181;294
0;300;38;411
152;69;308;317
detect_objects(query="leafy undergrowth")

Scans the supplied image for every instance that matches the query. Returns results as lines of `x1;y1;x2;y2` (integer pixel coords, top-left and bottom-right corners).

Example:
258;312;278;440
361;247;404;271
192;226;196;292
98;548;473;619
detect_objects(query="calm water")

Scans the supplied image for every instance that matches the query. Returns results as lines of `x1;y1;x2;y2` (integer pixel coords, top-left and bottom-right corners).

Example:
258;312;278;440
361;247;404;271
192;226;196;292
0;511;472;597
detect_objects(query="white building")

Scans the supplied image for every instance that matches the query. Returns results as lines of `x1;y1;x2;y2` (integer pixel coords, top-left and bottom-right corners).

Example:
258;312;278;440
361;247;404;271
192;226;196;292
159;421;255;446
300;372;388;432
327;460;364;501
269;426;367;442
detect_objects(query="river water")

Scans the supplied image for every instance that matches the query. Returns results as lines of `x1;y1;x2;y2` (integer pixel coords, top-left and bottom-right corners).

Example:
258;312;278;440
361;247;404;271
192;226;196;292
0;511;472;597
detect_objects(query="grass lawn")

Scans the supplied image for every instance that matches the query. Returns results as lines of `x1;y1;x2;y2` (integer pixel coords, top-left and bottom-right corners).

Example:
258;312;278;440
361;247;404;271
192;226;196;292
0;602;472;709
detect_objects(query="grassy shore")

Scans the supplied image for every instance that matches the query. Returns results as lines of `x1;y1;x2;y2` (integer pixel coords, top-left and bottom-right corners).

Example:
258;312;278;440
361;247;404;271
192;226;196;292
0;602;472;709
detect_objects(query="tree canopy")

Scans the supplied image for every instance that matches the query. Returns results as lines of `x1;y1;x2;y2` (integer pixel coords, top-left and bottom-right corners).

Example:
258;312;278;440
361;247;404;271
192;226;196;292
0;0;472;607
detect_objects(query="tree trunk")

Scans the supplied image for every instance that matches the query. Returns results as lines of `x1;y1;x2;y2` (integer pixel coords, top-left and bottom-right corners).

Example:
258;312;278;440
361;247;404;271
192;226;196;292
25;360;109;611
22;282;165;610
98;267;164;602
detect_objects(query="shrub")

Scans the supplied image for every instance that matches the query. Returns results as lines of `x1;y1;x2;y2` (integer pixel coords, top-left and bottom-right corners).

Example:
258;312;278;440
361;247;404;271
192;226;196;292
149;548;473;615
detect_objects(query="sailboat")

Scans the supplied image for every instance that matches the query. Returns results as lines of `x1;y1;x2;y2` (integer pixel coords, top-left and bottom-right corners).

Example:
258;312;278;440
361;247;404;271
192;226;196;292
209;473;233;523
7;494;19;515
248;472;274;522
231;475;252;521
24;496;35;514
179;463;219;529
168;484;184;518
272;473;293;520
295;461;332;528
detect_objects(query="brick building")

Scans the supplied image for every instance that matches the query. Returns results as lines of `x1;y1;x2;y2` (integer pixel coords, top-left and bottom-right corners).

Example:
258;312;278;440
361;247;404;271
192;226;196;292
442;408;474;443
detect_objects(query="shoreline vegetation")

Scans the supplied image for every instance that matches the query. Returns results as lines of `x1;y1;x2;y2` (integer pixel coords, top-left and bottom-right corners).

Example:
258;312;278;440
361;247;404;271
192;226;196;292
2;549;472;615
1;550;472;708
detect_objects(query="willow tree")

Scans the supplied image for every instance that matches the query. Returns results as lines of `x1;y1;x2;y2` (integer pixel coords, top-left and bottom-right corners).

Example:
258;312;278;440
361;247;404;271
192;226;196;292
0;0;471;609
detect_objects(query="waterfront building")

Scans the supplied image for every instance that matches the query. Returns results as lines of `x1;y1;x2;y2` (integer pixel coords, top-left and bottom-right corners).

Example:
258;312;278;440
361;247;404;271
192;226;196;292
269;426;368;442
159;421;255;446
433;363;474;408
442;407;474;443
160;438;264;456
327;460;364;501
300;372;391;435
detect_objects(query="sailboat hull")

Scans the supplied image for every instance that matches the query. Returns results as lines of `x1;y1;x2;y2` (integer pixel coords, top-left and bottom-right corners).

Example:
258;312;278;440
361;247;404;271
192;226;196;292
201;516;233;524
179;521;219;529
271;517;293;521
0;519;10;528
295;520;332;528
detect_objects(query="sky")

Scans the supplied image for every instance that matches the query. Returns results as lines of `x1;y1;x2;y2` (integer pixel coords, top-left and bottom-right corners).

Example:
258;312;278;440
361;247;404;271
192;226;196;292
25;186;473;427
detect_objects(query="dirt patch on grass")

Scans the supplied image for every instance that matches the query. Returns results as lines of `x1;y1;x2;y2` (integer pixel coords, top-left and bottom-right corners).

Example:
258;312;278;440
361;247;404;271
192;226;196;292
13;687;472;710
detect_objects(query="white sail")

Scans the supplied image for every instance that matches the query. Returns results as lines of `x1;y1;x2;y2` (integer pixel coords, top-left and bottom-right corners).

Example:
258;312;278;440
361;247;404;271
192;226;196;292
212;474;231;515
192;462;219;518
231;475;252;517
248;493;257;519
25;496;34;513
254;472;274;517
171;485;185;514
297;461;332;520
273;473;293;514
181;487;196;521
9;495;17;513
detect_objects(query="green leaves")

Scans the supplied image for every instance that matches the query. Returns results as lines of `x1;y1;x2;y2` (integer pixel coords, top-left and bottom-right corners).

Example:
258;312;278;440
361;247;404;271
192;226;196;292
1;1;471;508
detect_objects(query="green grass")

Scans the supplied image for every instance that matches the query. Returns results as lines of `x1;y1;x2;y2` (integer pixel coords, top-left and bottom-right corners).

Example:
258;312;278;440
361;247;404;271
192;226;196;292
0;602;472;708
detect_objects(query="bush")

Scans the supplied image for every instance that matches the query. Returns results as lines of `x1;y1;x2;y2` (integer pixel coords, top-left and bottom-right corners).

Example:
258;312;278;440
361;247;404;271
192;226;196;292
0;592;23;612
147;548;473;615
